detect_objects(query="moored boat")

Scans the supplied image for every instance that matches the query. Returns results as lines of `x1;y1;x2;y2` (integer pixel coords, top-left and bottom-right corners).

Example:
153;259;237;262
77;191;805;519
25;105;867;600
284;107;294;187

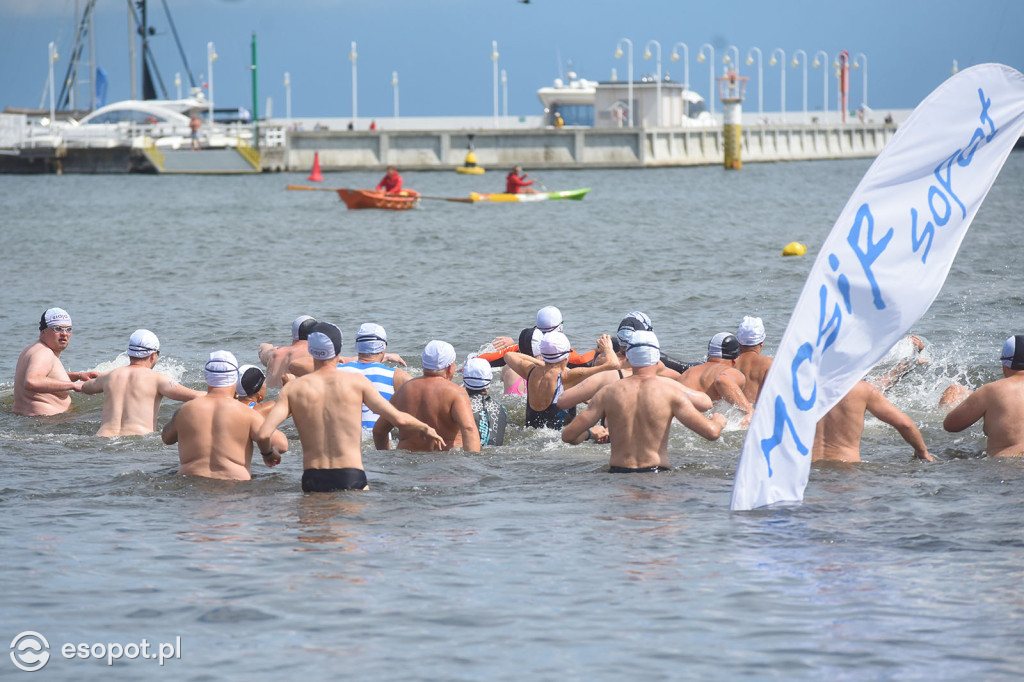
468;188;590;203
336;188;421;210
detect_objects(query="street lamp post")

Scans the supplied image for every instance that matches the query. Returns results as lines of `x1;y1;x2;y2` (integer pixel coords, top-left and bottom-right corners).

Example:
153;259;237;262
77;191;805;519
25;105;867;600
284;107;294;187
852;52;868;109
791;50;807;123
501;69;508;120
392;71;399;121
643;40;662;126
745;47;763;116
812;50;829;119
724;45;739;75
670;42;689;117
491;40;499;128
207;41;217;126
284;71;291;122
614;38;633;127
48;41;58;126
349;41;358;125
769;48;786;121
696;43;715;117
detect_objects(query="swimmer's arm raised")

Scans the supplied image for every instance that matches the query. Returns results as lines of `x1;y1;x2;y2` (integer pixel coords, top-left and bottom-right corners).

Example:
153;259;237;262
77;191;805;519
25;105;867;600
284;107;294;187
383;352;407;367
503;351;542;379
563;335;619;389
257;343;276;367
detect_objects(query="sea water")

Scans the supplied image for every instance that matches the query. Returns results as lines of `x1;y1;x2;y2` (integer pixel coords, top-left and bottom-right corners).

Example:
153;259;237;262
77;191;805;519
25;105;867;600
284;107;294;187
1;158;1022;680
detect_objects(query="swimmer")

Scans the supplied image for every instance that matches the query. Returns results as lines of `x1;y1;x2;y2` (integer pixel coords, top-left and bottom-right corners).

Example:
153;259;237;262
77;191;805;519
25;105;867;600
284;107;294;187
813;379;933;463
372;341;481;452
81;329;203;436
678;333;755;426
734;316;774;405
484;307;601;370
562;331;727;471
258;315;317;388
336;323;412;429
942;335;1024;457
503;332;620;430
461;357;508;447
162;351;289;481
258;323;444;491
235;364;275;417
13;308;99;416
556;316;705;412
611;311;691;374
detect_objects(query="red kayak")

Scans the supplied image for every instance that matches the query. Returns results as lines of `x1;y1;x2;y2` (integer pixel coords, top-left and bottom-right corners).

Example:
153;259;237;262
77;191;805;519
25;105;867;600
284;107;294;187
336;188;420;210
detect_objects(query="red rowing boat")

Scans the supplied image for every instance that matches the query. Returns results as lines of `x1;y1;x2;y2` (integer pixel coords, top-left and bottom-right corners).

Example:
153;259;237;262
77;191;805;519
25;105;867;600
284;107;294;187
335;188;420;210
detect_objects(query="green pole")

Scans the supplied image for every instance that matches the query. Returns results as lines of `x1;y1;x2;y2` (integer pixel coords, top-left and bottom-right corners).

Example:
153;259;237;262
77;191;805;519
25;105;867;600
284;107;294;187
251;32;259;149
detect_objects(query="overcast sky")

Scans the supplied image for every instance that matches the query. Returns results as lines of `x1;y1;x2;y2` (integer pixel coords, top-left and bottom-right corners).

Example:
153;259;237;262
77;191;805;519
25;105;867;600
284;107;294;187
2;0;1022;119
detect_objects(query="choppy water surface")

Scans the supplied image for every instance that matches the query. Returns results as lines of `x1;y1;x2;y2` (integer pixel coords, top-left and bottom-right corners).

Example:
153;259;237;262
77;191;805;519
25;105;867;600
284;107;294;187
1;158;1023;680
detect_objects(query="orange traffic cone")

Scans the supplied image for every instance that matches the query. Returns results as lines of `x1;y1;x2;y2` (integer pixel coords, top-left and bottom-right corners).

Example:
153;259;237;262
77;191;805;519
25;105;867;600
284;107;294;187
307;152;323;182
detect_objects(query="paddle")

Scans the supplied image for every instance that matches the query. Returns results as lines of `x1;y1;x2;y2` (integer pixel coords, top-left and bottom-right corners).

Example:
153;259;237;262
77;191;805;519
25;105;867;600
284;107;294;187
286;184;338;192
417;195;475;204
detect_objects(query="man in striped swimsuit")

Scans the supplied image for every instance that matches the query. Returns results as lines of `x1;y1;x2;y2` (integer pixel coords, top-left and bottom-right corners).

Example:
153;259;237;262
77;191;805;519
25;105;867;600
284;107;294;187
337;323;411;430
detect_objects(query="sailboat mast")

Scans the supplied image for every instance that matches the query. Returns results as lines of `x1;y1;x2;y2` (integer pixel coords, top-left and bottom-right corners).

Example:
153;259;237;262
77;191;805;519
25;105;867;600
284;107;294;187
128;0;136;100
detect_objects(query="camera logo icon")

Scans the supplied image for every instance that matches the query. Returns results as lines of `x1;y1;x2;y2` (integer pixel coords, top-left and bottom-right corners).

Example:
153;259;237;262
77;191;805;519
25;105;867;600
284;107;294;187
10;632;50;672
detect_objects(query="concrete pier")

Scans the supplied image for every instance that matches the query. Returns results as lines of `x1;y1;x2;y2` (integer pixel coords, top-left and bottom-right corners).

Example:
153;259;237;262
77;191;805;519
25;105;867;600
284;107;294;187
273;123;899;173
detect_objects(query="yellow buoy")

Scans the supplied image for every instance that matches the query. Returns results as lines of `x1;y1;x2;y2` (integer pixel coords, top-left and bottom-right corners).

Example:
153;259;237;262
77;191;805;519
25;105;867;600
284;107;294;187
782;241;807;257
456;148;485;174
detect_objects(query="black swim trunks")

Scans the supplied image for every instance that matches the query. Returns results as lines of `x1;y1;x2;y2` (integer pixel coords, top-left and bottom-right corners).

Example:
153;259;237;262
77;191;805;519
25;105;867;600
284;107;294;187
608;465;672;473
301;468;368;492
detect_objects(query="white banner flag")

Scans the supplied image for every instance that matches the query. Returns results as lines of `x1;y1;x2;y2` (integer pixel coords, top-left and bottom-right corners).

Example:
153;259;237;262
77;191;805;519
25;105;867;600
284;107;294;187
731;64;1024;511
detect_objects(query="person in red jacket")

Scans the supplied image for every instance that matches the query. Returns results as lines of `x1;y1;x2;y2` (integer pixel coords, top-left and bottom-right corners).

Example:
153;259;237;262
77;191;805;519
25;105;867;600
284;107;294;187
505;166;538;194
376;166;402;194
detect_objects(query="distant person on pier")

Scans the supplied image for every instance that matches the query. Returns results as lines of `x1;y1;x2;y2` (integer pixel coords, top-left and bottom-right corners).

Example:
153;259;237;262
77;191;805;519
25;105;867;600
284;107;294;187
506;166;538;194
376;165;403;194
347;121;354;131
189;113;202;150
369;120;377;131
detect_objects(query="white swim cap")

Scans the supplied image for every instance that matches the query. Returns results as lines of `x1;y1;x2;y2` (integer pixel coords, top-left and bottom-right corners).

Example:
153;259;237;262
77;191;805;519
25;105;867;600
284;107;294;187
708;333;740;360
40;307;72;330
736;316;766;346
536;306;563;333
422;340;456;371
205;350;239;387
540;331;571;364
355;323;388;355
626;330;661;368
1001;335;1024;370
236;364;266;397
292;315;316;341
617;312;653;348
127;329;160;358
307;322;343;360
462;357;493;391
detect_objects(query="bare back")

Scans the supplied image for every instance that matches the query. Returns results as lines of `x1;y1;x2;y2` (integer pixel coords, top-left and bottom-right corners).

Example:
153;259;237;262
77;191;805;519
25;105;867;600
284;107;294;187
944;374;1024;456
87;365;199;436
569;372;725;469
259;342;309;388
735;351;773;404
13;342;73;416
166;395;263;480
388;377;477;451
813;383;871;462
269;367;375;469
